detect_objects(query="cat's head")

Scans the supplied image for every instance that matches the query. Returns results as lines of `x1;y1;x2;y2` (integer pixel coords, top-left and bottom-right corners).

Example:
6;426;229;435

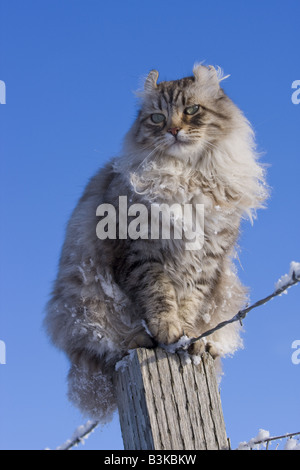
129;64;239;163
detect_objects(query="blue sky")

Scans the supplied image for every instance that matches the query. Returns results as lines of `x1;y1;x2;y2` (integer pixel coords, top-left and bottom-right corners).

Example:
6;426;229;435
0;0;299;450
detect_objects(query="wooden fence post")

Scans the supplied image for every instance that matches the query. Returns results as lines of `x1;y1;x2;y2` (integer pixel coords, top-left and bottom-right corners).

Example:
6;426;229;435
114;347;228;450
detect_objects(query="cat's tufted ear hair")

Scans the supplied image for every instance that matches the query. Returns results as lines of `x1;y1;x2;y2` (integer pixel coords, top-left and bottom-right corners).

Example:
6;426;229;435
193;64;222;95
144;69;159;93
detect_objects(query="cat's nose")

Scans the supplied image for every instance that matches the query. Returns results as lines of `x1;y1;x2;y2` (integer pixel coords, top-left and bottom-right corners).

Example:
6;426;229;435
167;127;181;137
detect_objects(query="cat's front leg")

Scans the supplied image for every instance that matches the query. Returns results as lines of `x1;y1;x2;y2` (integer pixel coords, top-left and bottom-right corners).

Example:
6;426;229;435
135;271;183;345
119;265;183;345
178;285;220;357
146;309;183;346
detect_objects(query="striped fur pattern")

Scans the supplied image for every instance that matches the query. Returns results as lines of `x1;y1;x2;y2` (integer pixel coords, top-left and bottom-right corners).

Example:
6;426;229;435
44;65;268;421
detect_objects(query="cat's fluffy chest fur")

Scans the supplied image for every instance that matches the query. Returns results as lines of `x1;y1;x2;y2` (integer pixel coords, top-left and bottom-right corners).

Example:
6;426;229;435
123;156;239;281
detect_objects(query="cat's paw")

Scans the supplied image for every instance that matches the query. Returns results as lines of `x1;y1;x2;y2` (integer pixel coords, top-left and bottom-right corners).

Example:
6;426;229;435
205;341;220;359
188;339;220;359
147;316;184;345
188;339;205;357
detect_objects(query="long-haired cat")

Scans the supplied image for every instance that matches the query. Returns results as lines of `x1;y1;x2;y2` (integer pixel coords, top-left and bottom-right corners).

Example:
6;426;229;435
44;64;268;421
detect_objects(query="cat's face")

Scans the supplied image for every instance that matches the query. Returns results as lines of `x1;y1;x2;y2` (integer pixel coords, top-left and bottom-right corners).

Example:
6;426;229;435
133;65;236;162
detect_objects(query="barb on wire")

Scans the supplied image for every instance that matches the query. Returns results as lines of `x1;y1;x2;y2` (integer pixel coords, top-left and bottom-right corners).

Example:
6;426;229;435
51;262;300;451
186;262;300;349
237;430;300;450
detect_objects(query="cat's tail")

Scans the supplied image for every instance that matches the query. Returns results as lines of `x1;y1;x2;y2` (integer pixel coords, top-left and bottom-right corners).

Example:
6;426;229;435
67;362;117;423
66;324;154;422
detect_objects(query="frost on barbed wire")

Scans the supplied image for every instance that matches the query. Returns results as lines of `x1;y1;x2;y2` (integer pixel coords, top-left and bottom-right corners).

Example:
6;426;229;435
284;438;300;450
275;261;300;293
238;429;270;450
182;260;300;350
238;429;300;451
55;420;99;450
51;261;300;450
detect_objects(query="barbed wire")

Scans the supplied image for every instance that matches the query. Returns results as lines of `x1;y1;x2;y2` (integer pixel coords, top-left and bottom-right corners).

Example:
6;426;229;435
52;262;300;450
236;430;300;450
187;267;300;348
54;420;99;450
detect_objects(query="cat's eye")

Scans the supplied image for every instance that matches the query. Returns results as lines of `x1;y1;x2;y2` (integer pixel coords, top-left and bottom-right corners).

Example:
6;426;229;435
151;113;166;124
184;105;200;115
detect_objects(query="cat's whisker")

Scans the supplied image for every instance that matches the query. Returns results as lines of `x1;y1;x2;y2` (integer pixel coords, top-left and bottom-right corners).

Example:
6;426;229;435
201;139;220;152
138;141;162;152
182;133;220;153
186;133;220;152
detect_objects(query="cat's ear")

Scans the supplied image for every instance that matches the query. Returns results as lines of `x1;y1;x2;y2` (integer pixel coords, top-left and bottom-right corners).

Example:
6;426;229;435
193;64;221;95
144;70;159;93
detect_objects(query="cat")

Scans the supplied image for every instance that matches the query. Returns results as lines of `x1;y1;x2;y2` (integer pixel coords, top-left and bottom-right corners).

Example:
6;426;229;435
44;64;268;421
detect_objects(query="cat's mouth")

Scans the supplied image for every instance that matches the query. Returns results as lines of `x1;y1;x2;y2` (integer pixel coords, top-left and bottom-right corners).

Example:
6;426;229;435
164;138;198;158
163;131;200;156
169;137;194;147
166;130;196;148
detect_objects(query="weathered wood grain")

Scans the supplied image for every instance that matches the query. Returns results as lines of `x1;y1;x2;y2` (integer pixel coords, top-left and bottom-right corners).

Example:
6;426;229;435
114;348;228;450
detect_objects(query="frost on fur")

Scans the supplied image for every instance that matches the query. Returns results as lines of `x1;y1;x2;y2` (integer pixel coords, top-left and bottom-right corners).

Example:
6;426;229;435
68;364;116;422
